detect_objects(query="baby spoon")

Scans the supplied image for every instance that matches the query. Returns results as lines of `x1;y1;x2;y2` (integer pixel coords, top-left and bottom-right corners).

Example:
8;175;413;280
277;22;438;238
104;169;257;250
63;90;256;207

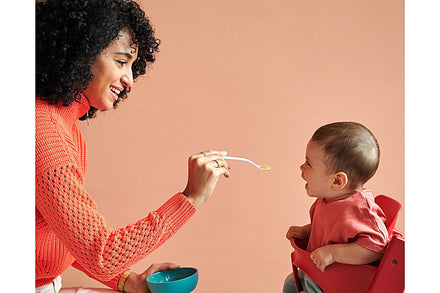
222;156;271;171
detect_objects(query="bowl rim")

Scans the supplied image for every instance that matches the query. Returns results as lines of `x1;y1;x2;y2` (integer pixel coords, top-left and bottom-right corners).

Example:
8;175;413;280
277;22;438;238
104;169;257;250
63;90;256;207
146;267;198;284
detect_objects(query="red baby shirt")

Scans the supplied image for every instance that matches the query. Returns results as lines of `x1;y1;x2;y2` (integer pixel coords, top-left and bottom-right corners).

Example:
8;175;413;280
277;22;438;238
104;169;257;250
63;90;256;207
307;189;388;254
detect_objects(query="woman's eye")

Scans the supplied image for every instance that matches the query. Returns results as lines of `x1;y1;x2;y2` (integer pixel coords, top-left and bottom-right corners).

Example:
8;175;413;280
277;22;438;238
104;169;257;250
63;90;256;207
117;60;127;66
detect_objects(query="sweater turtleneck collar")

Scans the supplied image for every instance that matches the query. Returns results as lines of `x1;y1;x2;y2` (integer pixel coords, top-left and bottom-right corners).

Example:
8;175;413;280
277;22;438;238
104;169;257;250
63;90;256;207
57;93;91;128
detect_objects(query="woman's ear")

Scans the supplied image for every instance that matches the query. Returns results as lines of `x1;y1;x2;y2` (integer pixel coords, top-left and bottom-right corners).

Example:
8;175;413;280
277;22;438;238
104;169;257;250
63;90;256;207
332;172;348;190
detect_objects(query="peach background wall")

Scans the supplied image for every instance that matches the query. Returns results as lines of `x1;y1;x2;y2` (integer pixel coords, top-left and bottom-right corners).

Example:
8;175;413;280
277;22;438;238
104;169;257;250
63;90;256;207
62;0;404;291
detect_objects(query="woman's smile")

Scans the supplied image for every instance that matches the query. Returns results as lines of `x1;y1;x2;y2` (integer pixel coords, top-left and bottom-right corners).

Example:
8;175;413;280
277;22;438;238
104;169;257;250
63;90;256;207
83;28;138;110
110;85;123;101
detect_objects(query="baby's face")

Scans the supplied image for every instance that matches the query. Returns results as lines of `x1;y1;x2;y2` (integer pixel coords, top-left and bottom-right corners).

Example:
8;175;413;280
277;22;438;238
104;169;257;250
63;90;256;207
299;140;335;198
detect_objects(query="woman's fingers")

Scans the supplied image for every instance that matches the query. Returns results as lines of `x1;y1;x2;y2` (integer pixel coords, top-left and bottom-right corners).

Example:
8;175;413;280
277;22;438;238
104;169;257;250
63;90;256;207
190;150;230;174
198;150;228;158
182;150;230;207
124;263;181;293
213;159;230;178
201;151;231;171
195;150;227;161
143;262;180;277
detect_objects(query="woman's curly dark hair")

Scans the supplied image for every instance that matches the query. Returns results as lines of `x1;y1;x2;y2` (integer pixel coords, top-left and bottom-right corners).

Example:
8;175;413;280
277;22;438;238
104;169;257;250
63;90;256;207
36;0;160;120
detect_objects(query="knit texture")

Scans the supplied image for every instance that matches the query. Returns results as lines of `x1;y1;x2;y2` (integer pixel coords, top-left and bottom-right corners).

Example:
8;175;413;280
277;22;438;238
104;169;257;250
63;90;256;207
35;96;196;289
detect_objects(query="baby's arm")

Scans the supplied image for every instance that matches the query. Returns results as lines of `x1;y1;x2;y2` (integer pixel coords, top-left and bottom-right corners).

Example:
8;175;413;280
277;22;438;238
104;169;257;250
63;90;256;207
310;243;383;272
286;224;311;239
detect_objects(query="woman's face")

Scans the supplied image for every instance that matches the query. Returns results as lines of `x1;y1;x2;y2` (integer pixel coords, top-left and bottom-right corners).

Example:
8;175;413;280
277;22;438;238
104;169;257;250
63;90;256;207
83;28;139;110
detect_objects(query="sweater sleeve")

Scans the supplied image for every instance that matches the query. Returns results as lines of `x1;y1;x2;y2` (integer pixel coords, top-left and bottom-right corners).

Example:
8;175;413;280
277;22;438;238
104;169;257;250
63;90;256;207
71;261;123;290
36;163;196;282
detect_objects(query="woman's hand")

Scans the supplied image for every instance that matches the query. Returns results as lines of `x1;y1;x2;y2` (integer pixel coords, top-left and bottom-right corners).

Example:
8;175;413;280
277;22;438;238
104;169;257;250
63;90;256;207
123;263;180;293
182;150;230;207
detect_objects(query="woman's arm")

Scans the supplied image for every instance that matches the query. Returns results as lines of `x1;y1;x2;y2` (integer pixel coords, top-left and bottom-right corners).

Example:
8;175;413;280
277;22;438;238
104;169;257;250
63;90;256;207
310;242;383;272
36;150;227;282
36;162;196;281
71;261;125;290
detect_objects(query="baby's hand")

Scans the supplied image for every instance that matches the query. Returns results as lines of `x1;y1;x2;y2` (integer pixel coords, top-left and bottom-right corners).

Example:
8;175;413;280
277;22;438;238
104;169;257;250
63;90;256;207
286;226;308;239
310;246;336;272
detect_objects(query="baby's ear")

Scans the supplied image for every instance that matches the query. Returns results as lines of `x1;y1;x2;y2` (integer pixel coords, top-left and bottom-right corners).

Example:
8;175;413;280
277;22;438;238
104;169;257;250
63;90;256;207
332;171;348;190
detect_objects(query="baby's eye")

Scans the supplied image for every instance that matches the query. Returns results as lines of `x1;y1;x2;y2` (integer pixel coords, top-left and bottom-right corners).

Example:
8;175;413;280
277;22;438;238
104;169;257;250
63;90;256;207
306;161;311;167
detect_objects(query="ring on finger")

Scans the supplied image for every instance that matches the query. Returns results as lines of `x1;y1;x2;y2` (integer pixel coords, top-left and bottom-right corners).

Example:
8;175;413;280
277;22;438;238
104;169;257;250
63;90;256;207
213;159;220;168
200;151;206;157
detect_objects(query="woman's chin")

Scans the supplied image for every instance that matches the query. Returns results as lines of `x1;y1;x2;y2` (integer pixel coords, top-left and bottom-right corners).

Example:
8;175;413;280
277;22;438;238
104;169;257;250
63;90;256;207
93;103;114;111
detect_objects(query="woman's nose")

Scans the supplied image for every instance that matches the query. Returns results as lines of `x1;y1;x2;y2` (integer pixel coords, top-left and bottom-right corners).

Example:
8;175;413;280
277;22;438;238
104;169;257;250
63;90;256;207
121;69;134;88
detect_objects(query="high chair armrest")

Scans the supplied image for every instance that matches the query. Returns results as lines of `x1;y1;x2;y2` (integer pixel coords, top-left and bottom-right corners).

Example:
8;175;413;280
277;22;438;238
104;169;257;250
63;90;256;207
290;237;377;293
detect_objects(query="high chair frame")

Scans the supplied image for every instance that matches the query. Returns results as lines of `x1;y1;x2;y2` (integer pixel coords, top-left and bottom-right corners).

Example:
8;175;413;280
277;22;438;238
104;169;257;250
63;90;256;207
289;194;404;293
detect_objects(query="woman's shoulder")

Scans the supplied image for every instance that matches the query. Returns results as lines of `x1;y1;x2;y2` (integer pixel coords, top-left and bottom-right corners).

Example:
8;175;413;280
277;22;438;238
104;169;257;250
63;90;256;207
35;97;78;173
36;97;55;121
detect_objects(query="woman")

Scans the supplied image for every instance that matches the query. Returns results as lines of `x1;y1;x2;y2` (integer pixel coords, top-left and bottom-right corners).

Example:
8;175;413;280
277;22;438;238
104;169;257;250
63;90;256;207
36;0;230;292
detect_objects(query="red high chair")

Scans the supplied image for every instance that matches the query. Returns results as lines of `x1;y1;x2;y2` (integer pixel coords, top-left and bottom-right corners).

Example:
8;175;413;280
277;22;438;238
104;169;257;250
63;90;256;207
289;195;404;293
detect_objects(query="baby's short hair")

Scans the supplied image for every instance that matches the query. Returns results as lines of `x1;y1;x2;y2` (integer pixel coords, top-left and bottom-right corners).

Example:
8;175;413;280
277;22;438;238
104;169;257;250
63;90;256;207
311;121;380;188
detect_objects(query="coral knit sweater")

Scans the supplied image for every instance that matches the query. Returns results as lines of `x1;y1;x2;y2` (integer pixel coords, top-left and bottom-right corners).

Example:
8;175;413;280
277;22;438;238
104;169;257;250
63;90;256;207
35;95;196;289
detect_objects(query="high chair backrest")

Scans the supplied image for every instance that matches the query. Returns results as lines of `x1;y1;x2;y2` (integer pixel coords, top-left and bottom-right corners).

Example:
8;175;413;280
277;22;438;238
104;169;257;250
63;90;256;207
374;194;402;236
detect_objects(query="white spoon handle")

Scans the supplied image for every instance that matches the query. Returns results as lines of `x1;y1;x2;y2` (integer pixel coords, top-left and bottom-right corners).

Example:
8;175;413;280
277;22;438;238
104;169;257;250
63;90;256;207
223;156;256;165
222;156;270;170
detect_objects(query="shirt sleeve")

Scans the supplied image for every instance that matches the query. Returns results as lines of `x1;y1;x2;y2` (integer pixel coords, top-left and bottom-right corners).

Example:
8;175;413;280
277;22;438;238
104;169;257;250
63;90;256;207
341;203;388;254
36;163;196;282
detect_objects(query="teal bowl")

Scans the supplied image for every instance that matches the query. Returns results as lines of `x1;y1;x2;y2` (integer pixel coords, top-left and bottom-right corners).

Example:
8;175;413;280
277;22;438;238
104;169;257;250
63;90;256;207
146;267;198;293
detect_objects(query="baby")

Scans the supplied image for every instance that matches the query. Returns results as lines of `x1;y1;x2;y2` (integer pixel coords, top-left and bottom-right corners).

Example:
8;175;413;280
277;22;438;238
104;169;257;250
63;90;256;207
283;121;388;293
